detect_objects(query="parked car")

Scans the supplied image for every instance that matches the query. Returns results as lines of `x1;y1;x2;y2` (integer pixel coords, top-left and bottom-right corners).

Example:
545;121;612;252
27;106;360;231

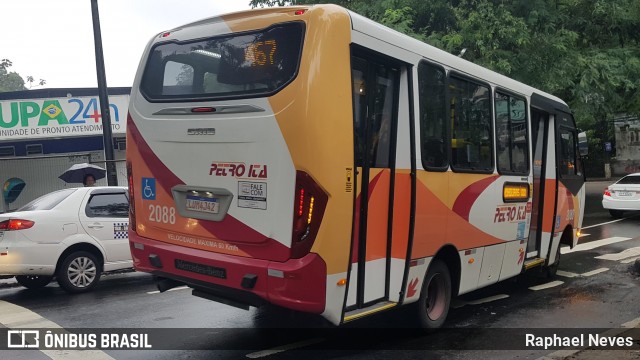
0;186;131;293
602;173;640;218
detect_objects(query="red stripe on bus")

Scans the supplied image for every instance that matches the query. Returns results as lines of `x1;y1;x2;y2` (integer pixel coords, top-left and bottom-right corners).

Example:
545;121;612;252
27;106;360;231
452;176;499;221
128;117;290;260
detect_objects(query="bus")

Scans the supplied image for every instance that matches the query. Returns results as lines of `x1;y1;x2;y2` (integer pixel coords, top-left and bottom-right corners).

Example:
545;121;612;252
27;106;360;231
126;4;587;328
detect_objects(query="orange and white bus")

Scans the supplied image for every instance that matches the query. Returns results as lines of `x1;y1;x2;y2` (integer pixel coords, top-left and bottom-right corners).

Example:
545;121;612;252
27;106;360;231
126;4;587;328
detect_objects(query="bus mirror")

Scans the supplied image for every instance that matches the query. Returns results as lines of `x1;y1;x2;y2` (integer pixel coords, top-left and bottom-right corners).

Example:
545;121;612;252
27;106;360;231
578;131;588;156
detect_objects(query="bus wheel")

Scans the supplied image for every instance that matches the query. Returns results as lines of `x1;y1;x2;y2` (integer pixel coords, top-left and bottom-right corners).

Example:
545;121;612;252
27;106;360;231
417;259;451;330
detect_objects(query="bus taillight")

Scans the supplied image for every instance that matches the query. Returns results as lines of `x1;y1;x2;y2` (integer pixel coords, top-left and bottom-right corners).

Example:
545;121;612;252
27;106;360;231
127;161;137;233
291;171;328;259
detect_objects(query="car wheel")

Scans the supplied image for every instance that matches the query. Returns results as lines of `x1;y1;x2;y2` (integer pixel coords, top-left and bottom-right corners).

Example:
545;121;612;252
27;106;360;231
15;275;52;289
416;259;452;330
57;251;102;293
609;210;624;218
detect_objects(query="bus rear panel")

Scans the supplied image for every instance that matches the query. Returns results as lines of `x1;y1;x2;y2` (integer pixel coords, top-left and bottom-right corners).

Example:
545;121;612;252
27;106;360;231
127;6;355;321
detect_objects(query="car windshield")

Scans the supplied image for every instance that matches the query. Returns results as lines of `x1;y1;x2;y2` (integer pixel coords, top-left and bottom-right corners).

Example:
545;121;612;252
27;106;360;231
17;189;77;211
616;175;640;185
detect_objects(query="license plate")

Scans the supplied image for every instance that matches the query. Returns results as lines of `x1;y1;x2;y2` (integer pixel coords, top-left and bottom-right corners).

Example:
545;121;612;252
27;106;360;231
175;259;226;279
185;195;219;214
617;191;633;197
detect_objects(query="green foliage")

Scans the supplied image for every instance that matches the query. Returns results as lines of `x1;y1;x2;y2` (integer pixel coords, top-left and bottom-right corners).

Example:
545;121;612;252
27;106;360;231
0;59;45;92
248;0;640;166
0;59;26;92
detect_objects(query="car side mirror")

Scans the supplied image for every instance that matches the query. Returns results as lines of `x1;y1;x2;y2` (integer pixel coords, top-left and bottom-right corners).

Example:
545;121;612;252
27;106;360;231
578;131;588;156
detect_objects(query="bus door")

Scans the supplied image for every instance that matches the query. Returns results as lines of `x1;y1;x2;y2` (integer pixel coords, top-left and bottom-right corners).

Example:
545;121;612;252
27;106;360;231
526;109;555;259
348;53;399;308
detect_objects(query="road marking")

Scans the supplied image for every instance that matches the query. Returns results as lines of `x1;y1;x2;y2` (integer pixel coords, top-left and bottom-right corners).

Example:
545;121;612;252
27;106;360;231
467;294;510;305
245;338;325;358
536;316;640;360
561;236;632;254
556;270;580;278
582;218;627;230
453;294;510;308
621;256;640;264
595;247;640;261
0;300;114;360
146;285;189;295
580;267;609;277
622;316;640;328
528;281;564;291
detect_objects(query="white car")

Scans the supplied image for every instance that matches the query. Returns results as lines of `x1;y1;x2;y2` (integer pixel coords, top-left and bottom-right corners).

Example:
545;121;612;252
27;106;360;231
0;186;132;293
602;173;640;218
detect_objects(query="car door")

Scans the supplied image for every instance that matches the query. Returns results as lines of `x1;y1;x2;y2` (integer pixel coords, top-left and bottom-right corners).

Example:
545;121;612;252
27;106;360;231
79;189;130;262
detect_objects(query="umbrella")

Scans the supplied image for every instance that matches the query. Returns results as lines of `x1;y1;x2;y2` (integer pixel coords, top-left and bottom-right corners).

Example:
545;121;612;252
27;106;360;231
59;163;106;184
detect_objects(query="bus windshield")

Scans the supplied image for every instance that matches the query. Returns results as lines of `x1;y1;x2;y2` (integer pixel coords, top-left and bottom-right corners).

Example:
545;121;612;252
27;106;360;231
140;21;305;102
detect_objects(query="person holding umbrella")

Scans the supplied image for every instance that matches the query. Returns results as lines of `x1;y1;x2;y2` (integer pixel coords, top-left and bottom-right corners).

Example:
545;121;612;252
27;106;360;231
83;174;96;187
59;163;106;186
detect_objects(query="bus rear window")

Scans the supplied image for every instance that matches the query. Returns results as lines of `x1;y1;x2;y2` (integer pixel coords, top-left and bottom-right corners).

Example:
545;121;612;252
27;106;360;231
141;22;305;101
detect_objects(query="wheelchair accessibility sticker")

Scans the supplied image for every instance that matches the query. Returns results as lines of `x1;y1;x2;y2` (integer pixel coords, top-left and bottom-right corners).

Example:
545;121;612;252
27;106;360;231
142;178;156;200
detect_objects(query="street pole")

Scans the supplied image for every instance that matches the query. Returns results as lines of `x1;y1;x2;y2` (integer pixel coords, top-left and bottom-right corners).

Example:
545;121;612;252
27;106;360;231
90;0;118;186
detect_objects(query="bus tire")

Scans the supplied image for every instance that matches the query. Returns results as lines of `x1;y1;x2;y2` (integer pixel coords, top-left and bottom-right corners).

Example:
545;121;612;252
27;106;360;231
417;259;451;330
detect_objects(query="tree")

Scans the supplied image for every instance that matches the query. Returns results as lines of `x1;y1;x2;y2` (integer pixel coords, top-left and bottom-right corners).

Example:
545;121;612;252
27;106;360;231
25;75;46;89
248;0;640;173
0;58;46;92
0;59;27;92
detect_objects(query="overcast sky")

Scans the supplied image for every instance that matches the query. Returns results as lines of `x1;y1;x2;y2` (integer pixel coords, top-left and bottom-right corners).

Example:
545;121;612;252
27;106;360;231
1;0;252;89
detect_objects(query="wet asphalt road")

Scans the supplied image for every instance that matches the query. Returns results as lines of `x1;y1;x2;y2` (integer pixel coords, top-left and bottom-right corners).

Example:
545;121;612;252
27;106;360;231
0;180;638;360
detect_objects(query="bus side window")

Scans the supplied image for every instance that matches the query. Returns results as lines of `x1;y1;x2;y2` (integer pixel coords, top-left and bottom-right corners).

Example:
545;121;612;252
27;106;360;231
449;76;493;172
417;61;448;170
495;93;529;175
559;129;577;177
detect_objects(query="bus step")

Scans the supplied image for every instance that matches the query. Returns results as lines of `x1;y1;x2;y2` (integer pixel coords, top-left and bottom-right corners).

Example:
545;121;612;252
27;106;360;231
343;301;397;322
524;258;546;270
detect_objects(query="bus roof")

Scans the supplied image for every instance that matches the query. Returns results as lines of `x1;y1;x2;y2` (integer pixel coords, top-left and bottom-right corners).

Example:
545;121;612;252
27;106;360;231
155;4;569;112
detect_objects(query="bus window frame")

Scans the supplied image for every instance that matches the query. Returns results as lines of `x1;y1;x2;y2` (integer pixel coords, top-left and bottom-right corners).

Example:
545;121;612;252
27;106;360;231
447;71;495;174
493;87;530;176
417;59;450;173
557;124;583;180
555;110;583;180
139;21;307;104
